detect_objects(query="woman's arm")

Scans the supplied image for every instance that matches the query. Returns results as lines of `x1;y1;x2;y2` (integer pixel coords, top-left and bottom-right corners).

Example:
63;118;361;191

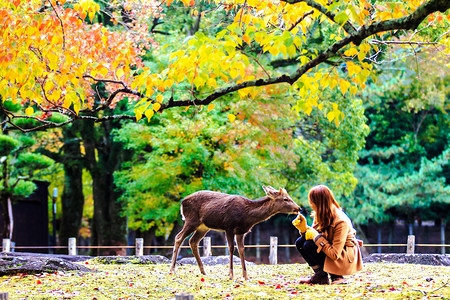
314;220;348;261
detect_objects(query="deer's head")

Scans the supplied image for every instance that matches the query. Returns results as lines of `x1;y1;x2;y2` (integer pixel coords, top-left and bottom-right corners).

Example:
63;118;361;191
262;186;300;214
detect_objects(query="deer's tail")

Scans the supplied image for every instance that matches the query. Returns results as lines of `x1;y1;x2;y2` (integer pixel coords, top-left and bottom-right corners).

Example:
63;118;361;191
180;205;185;221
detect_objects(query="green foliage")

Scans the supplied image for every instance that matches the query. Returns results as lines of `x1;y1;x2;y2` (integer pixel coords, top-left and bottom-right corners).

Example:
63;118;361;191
0;133;54;200
16;153;54;174
113;105;294;234
12;113;70;129
1;100;22;112
285;94;369;209
0;134;21;157
347;47;450;225
11;180;37;198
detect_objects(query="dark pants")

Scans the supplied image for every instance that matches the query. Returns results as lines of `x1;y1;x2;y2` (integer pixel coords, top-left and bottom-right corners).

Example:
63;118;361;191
295;236;326;267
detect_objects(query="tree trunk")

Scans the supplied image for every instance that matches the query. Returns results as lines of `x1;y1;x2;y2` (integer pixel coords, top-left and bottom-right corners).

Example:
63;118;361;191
0;159;11;240
58;126;85;250
58;162;84;246
0;197;9;239
81;119;128;256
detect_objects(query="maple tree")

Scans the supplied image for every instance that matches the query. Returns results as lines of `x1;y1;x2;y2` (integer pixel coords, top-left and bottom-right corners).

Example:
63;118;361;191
0;0;449;129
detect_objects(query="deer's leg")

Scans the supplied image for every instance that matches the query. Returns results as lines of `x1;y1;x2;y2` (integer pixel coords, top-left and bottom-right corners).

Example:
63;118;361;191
170;223;198;274
189;228;209;275
225;231;235;280
235;234;248;280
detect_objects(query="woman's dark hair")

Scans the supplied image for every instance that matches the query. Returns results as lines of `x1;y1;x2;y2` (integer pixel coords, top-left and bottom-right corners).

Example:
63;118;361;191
308;185;340;231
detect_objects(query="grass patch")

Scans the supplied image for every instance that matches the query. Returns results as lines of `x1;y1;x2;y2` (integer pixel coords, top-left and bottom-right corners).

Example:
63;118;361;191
0;262;448;299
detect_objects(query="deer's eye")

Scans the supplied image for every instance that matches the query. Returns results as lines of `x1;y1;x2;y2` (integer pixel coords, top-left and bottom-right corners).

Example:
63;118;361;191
283;198;289;201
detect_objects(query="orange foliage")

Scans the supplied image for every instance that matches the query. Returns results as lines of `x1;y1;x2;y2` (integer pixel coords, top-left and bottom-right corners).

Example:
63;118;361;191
0;0;158;119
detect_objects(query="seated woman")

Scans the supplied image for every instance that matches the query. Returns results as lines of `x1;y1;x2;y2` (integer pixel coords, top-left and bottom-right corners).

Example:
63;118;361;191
292;185;363;284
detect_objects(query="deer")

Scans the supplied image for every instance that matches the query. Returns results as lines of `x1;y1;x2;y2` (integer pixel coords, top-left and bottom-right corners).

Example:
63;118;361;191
170;186;300;280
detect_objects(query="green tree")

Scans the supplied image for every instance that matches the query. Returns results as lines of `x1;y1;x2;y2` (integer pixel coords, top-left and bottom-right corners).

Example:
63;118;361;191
0;133;54;239
346;47;449;227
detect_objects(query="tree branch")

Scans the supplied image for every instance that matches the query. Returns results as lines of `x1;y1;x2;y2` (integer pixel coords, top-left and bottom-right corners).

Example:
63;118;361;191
287;10;314;32
163;0;450;110
47;0;65;49
283;0;357;34
371;40;438;46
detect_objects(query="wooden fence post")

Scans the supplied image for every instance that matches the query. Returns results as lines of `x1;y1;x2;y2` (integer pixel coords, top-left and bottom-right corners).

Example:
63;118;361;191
135;238;144;256
2;239;10;252
203;237;212;257
269;236;278;265
68;237;77;255
0;292;9;300
255;226;261;263
407;235;415;254
175;293;193;300
441;219;446;255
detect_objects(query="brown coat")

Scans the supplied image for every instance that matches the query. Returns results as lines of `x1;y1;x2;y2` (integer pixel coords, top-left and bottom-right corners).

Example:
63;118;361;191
312;208;363;276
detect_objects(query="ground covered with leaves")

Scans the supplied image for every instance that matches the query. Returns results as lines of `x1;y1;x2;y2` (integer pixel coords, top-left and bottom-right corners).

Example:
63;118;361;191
0;261;449;299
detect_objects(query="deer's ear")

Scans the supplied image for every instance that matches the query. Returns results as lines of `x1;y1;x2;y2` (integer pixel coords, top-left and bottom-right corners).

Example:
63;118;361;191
263;186;277;197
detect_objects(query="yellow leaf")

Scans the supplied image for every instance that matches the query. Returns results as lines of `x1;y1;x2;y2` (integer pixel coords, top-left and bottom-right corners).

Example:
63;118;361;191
44;81;55;92
238;88;249;98
329;78;338;90
193;76;206;87
229;68;239;80
207;104;215;112
279;44;288;57
228;114;236;122
207;77;217;88
145;109;154;121
358;51;366;62
268;45;280;57
360;44;371;53
339;79;351;95
287;45;296;57
63;97;72;109
99;66;109;77
350;85;358;95
25;107;34;116
347;63;362;76
327;111;336;122
73;102;81;115
156;94;163;103
116;68;124;79
152;102;161;112
51;35;60;45
134;108;143;121
344;48;358;57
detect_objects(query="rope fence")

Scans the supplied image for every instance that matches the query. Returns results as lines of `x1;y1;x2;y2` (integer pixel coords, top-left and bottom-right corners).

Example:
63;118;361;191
2;236;449;265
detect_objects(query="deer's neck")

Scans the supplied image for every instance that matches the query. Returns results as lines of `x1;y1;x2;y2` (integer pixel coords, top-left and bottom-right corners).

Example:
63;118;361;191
246;196;275;224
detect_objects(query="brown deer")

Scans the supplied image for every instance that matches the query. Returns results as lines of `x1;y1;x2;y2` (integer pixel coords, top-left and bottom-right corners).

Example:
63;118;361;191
170;186;300;280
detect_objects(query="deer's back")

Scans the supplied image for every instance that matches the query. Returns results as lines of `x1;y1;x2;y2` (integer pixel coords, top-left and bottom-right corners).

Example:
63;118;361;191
181;190;252;231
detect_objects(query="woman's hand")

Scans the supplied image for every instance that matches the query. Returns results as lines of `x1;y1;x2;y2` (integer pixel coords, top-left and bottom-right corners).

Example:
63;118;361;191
305;228;319;240
292;214;309;233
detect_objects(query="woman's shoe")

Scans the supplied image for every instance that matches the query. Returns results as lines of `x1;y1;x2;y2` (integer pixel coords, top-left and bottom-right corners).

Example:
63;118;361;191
330;275;347;285
298;273;330;285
